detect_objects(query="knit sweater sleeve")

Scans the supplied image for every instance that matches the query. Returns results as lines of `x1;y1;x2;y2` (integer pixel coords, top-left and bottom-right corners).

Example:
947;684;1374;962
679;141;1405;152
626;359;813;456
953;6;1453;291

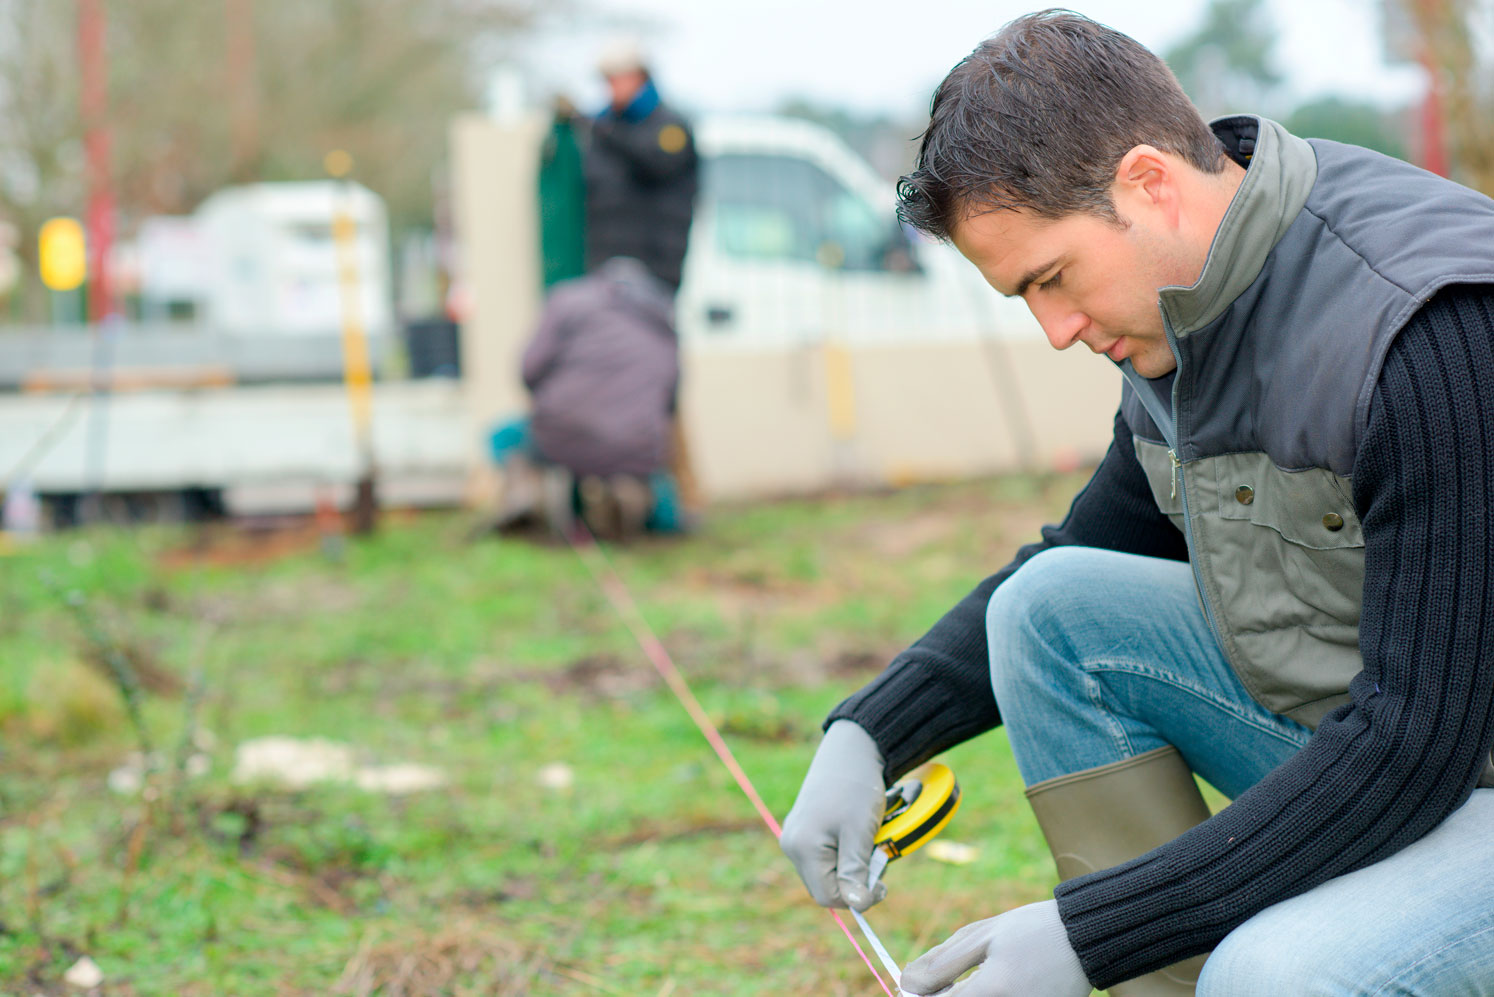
1054;285;1494;989
825;406;1188;783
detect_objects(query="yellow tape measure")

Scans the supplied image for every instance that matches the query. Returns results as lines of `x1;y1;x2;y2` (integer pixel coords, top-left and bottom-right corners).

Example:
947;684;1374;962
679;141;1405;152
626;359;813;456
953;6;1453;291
874;762;961;861
852;762;962;989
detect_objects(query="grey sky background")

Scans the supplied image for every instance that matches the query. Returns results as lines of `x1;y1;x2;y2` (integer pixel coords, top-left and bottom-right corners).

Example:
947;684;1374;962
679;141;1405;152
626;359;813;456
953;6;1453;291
512;0;1424;120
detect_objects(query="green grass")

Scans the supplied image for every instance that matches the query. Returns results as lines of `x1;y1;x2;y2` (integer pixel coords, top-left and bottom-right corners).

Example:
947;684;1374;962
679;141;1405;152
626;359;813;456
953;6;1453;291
0;473;1088;995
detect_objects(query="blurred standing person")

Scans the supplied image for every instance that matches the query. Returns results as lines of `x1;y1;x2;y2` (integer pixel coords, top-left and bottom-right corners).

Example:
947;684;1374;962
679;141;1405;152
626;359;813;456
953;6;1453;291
585;37;699;293
519;257;680;540
583;37;703;517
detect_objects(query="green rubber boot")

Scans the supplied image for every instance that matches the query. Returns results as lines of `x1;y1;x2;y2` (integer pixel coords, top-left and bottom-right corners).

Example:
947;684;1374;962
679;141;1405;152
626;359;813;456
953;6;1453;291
1025;746;1213;996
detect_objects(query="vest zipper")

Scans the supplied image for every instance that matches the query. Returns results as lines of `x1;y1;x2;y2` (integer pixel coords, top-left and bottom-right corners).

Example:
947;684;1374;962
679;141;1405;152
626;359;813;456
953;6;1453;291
1117;336;1224;650
1159;322;1224;651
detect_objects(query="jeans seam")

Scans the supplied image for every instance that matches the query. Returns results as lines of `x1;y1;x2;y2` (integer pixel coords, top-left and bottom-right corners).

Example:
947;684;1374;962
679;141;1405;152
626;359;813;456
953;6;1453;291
1080;667;1138;759
1082;658;1312;751
1364;920;1494;996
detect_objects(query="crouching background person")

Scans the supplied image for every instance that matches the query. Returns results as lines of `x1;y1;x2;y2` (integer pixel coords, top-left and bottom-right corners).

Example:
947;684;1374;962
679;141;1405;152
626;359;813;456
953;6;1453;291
490;256;688;541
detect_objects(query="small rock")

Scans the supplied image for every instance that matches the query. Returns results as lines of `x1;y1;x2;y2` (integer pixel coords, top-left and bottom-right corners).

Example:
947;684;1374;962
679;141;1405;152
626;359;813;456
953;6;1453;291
353;763;447;795
536;761;574;792
107;763;143;795
107;751;163;795
232;736;354;789
63;955;103;988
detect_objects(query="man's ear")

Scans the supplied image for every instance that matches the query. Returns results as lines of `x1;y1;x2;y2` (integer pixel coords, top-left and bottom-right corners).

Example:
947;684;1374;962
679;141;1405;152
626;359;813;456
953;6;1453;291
1114;144;1179;224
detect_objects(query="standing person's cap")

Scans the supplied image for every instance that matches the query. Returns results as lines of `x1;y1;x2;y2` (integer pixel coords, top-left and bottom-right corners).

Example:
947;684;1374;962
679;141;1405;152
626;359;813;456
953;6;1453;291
596;35;647;77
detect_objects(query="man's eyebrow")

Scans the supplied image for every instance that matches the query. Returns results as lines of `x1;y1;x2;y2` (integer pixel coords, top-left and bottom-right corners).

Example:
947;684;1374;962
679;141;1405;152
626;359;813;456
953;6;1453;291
1009;257;1063;298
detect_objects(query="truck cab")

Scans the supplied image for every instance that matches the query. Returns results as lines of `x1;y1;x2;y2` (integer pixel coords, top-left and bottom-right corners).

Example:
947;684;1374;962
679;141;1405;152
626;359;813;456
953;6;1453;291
679;115;1040;349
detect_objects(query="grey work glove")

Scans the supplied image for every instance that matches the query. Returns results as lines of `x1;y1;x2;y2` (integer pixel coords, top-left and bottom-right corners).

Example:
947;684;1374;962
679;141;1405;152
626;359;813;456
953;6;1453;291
779;720;888;911
900;900;1092;997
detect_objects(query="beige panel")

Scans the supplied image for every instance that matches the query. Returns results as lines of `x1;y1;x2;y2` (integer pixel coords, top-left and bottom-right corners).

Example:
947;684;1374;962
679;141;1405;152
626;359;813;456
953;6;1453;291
852;340;1122;485
679;347;837;498
449;114;545;473
682;340;1121;500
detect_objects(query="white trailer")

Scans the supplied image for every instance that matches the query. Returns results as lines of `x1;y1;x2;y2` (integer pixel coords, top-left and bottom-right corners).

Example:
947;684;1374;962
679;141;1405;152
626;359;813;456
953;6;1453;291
193;181;394;339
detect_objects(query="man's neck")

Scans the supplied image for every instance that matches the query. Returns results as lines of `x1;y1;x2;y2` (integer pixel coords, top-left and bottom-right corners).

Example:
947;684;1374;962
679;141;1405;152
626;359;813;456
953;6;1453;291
1187;160;1248;272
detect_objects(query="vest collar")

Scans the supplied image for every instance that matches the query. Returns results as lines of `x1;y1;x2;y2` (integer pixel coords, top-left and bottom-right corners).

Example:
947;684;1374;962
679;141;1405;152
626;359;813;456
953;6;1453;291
1158;116;1318;337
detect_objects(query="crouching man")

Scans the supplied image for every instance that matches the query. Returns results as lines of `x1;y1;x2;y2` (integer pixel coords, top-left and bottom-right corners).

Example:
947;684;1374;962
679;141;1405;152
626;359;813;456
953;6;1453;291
781;11;1494;996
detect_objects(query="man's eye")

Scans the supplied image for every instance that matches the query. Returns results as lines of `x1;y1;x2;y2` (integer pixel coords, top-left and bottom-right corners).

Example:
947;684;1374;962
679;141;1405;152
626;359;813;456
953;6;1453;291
1038;271;1063;291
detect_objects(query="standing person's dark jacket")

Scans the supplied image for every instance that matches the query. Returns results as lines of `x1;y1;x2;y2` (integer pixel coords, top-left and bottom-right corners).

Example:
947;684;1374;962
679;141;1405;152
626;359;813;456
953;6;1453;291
521;257;679;478
584;79;698;290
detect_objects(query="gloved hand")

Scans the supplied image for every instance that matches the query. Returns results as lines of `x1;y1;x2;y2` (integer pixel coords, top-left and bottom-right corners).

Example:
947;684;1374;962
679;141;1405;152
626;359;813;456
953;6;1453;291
779;720;888;911
900;900;1092;997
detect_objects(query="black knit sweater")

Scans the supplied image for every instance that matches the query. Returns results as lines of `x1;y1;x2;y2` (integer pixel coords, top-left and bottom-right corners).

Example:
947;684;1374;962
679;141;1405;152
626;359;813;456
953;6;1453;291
826;286;1494;987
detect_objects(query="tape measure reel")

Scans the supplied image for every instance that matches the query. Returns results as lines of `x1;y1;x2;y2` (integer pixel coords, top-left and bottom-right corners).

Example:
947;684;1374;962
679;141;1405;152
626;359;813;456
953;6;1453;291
874;762;961;861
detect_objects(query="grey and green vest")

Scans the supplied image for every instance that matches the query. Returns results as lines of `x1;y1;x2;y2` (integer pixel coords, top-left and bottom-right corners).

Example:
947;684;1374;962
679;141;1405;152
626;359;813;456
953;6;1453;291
1121;116;1494;736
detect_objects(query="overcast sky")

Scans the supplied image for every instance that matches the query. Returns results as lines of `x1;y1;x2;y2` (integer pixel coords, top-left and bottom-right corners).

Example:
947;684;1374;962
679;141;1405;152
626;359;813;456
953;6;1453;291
509;0;1424;119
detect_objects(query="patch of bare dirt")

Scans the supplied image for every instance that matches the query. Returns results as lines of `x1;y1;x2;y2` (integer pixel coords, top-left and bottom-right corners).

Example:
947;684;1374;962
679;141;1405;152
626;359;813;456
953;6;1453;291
854;510;960;559
337;654;661;706
539;654;659;700
192;574;364;628
156;519;325;570
78;633;183;697
333;919;537;997
764;646;902;687
605;816;761;848
668;567;829;621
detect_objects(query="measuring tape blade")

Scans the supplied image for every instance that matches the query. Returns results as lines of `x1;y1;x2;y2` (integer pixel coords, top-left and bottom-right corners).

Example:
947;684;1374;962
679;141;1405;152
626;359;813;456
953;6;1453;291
850;906;903;988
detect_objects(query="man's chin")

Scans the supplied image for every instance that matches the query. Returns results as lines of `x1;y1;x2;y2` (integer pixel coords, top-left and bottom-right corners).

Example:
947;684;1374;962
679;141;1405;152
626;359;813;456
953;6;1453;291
1128;353;1179;379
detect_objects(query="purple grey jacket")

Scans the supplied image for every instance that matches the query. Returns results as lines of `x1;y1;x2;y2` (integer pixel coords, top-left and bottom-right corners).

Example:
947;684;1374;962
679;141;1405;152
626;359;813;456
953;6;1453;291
521;258;679;478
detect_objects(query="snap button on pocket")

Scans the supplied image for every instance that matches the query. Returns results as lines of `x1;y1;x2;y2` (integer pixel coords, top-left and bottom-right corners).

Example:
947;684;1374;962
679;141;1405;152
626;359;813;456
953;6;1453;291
1235;485;1255;505
1323;512;1345;532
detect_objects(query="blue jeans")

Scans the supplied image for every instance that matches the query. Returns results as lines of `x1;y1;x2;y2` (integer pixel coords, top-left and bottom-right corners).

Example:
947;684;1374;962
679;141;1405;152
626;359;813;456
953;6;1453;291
987;546;1494;996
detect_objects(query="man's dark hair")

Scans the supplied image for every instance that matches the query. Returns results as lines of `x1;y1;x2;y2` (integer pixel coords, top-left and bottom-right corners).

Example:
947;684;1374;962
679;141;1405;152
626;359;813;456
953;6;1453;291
898;9;1228;238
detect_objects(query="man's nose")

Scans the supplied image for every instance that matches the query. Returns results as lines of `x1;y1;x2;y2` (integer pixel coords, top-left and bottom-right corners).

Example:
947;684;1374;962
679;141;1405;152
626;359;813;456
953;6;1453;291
1029;300;1088;351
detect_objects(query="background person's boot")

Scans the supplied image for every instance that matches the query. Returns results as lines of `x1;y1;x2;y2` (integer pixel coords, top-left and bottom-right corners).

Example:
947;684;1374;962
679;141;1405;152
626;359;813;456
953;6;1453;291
492;454;544;531
609;474;653;541
542;468;577;539
578;474;618;539
1025;746;1213;996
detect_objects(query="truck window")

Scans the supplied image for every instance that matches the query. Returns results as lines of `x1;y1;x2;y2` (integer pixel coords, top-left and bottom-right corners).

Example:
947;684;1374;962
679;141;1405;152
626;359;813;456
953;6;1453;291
705;153;897;271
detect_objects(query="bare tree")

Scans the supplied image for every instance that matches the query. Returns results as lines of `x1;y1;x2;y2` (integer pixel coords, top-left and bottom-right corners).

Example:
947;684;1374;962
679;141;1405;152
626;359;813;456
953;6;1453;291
0;0;86;318
0;0;538;319
1399;0;1494;194
1163;0;1285;118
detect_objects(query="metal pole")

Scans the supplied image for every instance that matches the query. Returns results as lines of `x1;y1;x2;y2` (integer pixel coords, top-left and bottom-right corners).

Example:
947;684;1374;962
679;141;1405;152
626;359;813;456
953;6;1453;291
328;154;379;534
78;0;116;522
78;0;114;323
225;0;259;181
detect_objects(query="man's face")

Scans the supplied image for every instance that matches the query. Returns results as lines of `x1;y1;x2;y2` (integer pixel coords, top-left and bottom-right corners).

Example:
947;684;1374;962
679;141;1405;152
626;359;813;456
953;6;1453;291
950;203;1197;378
605;69;648;112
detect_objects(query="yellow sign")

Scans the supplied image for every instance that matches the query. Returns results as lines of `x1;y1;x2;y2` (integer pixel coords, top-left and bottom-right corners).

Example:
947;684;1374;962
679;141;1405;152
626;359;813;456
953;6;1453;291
39;217;86;291
323;148;354;178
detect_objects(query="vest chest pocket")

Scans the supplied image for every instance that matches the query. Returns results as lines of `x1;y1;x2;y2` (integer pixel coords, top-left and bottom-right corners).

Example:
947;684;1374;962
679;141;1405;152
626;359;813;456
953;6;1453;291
1212;455;1362;550
1196;454;1365;723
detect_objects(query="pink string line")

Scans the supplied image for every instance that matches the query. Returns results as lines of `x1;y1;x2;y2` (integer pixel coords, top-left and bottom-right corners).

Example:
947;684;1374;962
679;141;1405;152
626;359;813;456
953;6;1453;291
566;525;898;997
